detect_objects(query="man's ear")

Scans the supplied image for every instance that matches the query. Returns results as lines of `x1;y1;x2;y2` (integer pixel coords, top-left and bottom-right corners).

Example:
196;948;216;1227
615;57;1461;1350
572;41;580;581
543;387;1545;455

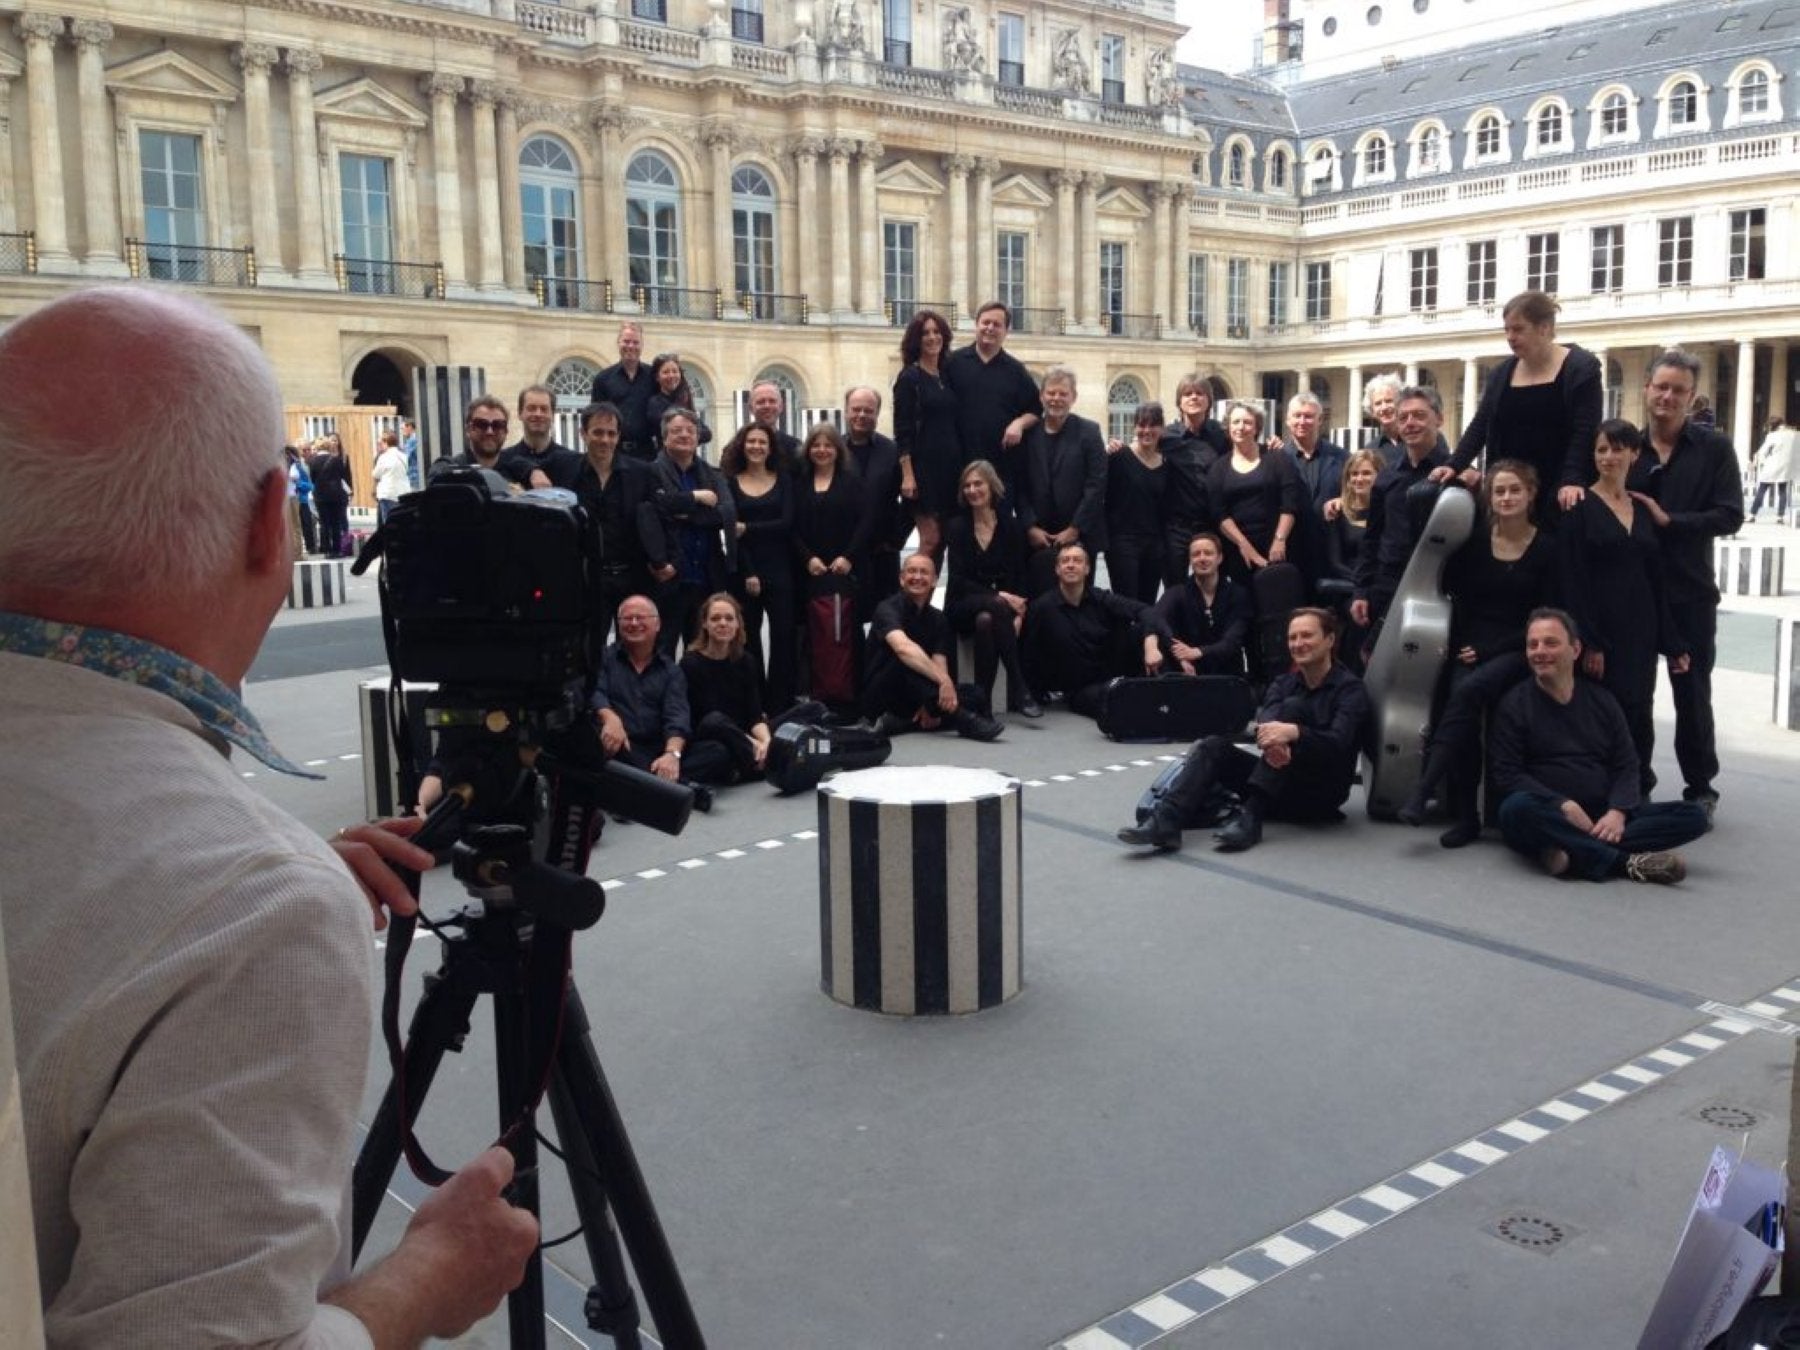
245;467;292;576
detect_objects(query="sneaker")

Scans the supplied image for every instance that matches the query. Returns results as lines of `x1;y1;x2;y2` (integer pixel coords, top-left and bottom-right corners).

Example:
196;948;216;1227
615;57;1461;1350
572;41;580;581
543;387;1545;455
1626;851;1686;884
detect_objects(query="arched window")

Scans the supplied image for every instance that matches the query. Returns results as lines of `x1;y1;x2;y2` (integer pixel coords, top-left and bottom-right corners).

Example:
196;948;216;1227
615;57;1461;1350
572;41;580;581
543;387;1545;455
1268;148;1289;191
1535;103;1564;149
626;150;683;311
685;367;714;435
1358;134;1390;182
1107;376;1145;444
752;367;804;427
520;135;582;298
1307;144;1337;194
1474;114;1502;159
1599;91;1630;138
1227;142;1247;188
1668;79;1698;128
731;165;778;308
546;357;600;409
1740;67;1771;116
1415;126;1443;173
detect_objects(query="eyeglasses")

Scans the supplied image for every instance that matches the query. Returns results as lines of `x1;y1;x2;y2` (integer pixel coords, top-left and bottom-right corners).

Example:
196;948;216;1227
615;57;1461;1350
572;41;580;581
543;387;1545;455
468;418;508;433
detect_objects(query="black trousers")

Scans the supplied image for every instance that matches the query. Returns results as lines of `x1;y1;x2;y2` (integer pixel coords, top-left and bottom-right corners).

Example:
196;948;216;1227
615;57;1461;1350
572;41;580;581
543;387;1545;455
1667;599;1719;796
1106;533;1163;605
1154;733;1353;829
316;497;349;556
736;576;799;717
860;665;989;723
654;579;709;657
1423;652;1530;822
947;593;1027;708
615;736;732;789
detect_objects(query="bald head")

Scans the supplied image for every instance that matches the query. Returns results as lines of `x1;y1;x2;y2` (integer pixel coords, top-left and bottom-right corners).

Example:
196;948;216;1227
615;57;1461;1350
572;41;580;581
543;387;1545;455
0;286;284;601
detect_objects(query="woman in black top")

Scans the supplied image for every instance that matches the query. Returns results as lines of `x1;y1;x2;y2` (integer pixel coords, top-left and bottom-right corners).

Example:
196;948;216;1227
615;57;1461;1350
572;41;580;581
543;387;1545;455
1561;419;1690;794
1399;460;1559;846
1445;291;1603;525
793;423;870;706
944;460;1039;718
1105;402;1168;604
308;432;354;557
1321;449;1381;673
1209;402;1305;586
644;354;713;460
680;592;772;784
723;424;797;715
1159;374;1228;586
892;308;960;561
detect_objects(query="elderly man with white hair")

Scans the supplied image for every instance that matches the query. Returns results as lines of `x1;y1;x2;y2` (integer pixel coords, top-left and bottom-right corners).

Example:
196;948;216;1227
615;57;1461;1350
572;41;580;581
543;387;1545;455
0;287;536;1347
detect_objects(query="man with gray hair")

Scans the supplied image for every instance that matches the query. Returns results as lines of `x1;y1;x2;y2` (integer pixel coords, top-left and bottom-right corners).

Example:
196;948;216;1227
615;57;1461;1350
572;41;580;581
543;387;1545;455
1016;364;1107;595
1280;390;1346;585
0;287;536;1344
1352;384;1451;633
844;384;905;619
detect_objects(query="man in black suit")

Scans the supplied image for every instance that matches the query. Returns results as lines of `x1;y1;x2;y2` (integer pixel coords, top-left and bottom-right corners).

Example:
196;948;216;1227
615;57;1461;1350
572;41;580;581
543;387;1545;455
589;322;656;459
844;384;904;622
639;408;737;655
1016;365;1107;596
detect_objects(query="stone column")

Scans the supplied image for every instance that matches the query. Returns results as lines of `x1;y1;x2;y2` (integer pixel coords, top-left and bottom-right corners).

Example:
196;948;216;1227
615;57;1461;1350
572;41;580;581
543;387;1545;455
71;20;127;274
828;137;856;319
496;91;525;291
593;105;628;296
16;13;70;268
285;48;331;285
944;153;973;324
0;74;17;233
791;137;821;308
1051;168;1077;327
1347;365;1365;446
1735;339;1756;469
422;72;468;290
702;123;735;301
469;83;506;292
1772;343;1791;426
232;41;283;280
1461;359;1479;433
1077;171;1102;331
1404;361;1419;388
972;157;997;311
1151;181;1176;335
1170;186;1191;334
857;138;883;319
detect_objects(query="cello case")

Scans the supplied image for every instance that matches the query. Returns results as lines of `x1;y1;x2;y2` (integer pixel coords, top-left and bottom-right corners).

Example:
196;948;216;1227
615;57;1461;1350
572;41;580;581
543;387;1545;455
1361;483;1476;819
764;720;893;795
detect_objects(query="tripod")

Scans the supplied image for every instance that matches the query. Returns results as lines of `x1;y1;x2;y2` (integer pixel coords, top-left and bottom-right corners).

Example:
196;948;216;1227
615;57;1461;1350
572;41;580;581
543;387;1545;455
351;824;705;1350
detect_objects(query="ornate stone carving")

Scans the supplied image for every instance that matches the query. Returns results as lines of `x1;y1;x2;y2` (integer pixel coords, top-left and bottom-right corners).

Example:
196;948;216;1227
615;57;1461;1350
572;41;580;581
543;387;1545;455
943;153;976;177
591;103;630;135
284;47;323;77
698;122;736;152
14;13;65;46
402;128;419;168
1150;180;1183;202
422;72;466;102
859;138;884;163
470;80;504;108
1049;167;1083;191
827;2;866;53
827;136;857;162
1146;46;1179;108
232;42;280;73
974;156;1000;179
71;19;115;51
1052;28;1089;95
941;7;985;75
1082;170;1106;190
790;134;827;162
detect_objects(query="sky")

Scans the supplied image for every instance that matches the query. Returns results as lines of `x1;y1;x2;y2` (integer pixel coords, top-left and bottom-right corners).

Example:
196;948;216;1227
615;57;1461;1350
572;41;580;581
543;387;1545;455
1175;0;1266;77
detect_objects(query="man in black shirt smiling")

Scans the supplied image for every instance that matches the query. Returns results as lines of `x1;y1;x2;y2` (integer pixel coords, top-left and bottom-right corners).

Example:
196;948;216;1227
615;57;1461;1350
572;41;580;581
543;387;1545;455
944;301;1041;499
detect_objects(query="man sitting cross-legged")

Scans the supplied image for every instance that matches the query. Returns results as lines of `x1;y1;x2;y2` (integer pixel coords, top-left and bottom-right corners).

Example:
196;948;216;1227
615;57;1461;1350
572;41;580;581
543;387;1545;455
860;552;1004;742
1117;607;1369;853
1491;608;1710;883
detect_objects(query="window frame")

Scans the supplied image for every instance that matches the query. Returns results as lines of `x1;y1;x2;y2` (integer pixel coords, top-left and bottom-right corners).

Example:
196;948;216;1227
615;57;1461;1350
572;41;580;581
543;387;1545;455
1729;207;1766;283
1588;223;1623;295
1466;238;1497;307
1525;231;1560;295
519;134;583;289
1304;259;1331;322
1656;216;1693;289
1408;246;1438;313
730;163;779;301
625;149;685;302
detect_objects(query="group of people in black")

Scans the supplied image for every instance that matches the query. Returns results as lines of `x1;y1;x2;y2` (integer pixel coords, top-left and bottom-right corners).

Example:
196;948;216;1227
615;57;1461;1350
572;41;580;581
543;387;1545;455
423;292;1742;882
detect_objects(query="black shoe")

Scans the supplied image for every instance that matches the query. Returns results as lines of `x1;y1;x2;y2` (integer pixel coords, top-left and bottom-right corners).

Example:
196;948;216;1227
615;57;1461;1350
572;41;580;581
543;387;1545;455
952;710;1004;742
1117;818;1181;851
1213;810;1263;852
874;712;913;738
1438;818;1481;849
1013;698;1045;719
1683;787;1719;823
1397;783;1431;827
688;783;715;814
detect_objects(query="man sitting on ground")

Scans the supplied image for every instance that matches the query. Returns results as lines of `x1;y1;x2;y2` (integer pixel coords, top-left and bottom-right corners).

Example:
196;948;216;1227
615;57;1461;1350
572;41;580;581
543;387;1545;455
861;552;1004;741
1145;532;1251;677
1118;607;1369;853
1022;541;1170;718
591;595;730;796
1491;608;1710;883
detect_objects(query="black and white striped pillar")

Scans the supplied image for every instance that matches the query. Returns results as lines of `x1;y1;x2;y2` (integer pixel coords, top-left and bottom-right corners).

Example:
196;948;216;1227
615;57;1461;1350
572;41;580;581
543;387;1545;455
411;365;486;480
817;766;1022;1015
1715;540;1786;597
358;679;439;820
1777;618;1800;732
287;558;347;609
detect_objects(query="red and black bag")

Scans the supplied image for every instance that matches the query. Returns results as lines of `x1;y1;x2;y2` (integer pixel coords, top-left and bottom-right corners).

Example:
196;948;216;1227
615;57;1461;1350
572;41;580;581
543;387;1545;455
805;577;859;706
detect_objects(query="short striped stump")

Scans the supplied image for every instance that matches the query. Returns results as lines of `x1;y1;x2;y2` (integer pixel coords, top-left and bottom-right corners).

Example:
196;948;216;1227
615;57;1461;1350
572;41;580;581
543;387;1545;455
1714;540;1785;597
288;557;347;609
1777;618;1800;731
818;766;1022;1015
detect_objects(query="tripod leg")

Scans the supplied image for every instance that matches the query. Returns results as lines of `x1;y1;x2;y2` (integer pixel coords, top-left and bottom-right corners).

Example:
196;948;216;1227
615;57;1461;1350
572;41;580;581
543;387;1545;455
547;1068;643;1350
491;948;548;1350
553;986;707;1350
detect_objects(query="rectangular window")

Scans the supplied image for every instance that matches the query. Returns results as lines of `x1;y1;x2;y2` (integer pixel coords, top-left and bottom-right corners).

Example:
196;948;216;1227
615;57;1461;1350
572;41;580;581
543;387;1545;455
139;130;206;283
1187;254;1209;334
339;153;394;294
1101;34;1126;104
1226;257;1250;337
1267;260;1291;327
1526;231;1560;294
1589;224;1623;294
631;0;667;20
996;231;1027;314
1658;216;1693;287
1304;260;1331;322
733;204;776;299
1730;207;1767;282
1099;241;1126;333
1408;246;1438;313
730;0;764;43
882;0;911;65
997;13;1025;87
1466;238;1496;306
883;220;917;315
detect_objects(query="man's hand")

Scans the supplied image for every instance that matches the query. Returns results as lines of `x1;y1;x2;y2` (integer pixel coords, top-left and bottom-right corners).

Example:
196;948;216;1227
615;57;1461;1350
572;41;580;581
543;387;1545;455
597;708;628;755
1350;598;1370;626
691;488;718;508
1170;639;1203;665
1323;496;1345;522
650;751;681;781
1629;491;1671;528
528;469;552;490
1557;484;1585;511
1560;799;1596;833
1589;808;1626;844
1427;465;1455;485
1026;526;1051;550
1050;527;1080;548
1255;721;1299;750
1001;416;1029;448
1668;652;1691;676
807;556;828;577
1263;742;1293;769
1458;645;1479;666
936;679;960;715
1582;649;1605;679
1143;636;1164;675
1457;467;1482;490
330;817;435;930
1239;545;1269;571
1268;536;1288;564
651;563;677;582
828;555;853;576
744;573;762;597
899;468;918;500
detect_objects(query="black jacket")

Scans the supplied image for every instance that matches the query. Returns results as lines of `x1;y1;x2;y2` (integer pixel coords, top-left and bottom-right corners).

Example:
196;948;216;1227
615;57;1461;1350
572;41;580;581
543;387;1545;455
1017;414;1108;545
1626;421;1745;605
639;452;738;576
1450;345;1604;489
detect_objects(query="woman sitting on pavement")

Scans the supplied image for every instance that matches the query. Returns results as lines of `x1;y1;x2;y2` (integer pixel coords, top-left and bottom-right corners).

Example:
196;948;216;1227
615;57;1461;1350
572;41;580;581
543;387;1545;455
679;592;772;784
944;459;1040;718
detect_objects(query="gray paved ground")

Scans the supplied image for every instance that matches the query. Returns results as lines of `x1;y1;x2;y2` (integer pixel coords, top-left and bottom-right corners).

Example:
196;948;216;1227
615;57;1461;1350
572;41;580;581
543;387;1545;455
242;521;1800;1349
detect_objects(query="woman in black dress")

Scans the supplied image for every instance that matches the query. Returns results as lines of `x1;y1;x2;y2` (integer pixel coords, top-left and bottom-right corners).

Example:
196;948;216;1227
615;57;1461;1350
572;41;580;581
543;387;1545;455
644;354;713;460
1444;291;1603;525
1105;402;1168;604
723;423;797;716
944;459;1038;718
892;308;960;561
308;432;353;557
1159;373;1229;586
1321;448;1381;672
1399;460;1559;846
1561;419;1690;794
792;422;870;708
1209;401;1305;586
680;592;772;784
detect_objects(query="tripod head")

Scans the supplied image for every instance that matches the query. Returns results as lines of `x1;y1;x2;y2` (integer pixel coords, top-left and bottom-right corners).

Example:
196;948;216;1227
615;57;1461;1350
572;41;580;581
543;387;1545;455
449;824;605;932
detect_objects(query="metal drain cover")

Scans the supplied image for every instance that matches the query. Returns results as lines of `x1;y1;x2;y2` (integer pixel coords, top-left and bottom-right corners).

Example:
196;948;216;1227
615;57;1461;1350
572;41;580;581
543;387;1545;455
1485;1212;1577;1254
1696;1104;1760;1130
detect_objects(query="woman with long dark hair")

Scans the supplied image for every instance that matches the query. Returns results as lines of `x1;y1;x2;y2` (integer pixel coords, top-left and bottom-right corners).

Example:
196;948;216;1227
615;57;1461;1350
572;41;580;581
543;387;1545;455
307;431;353;557
644;354;712;460
892;308;960;561
792;422;870;709
1399;459;1559;845
723;423;797;715
679;592;772;784
944;459;1039;717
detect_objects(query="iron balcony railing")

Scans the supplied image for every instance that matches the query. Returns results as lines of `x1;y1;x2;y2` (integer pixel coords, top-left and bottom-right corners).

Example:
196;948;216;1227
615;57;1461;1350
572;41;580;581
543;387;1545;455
532;275;615;313
1010;306;1066;336
0;230;37;275
1103;311;1162;340
739;291;809;324
333;254;444;299
125;239;257;287
633;284;723;319
884;298;957;328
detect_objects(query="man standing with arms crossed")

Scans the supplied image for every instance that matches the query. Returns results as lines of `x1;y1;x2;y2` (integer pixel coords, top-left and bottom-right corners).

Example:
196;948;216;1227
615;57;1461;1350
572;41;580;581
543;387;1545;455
0;287;535;1345
590;321;657;460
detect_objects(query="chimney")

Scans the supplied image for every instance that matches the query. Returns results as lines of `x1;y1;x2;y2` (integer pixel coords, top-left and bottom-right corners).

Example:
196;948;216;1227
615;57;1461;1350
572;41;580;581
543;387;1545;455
1264;0;1295;65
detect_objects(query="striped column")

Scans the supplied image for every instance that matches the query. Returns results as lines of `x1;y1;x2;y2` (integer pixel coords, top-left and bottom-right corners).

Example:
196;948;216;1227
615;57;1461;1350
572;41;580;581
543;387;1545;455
359;679;439;819
287;558;347;609
411;365;487;478
818;766;1022;1015
1714;541;1785;597
1776;618;1800;732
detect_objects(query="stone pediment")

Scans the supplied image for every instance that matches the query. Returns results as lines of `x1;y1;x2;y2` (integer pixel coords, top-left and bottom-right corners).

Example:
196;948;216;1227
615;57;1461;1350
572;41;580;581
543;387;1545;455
991;173;1053;209
1096;185;1150;219
876;159;945;195
105;50;238;104
315;77;428;130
